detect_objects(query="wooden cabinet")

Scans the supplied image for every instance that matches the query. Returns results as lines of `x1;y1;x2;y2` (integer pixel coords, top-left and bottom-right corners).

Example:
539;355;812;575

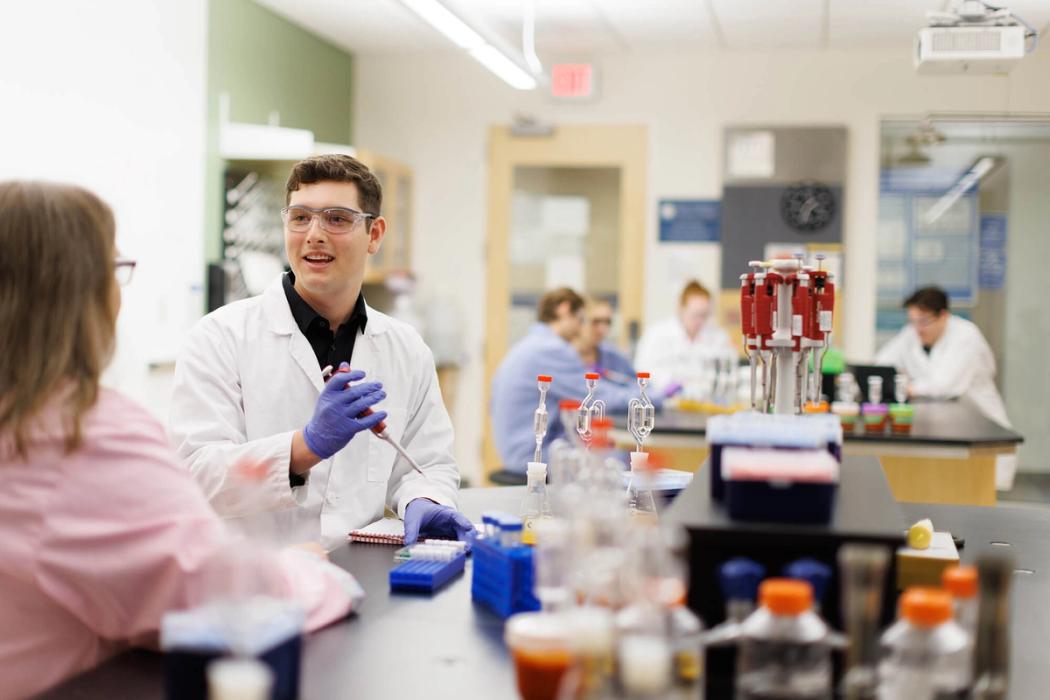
355;149;414;284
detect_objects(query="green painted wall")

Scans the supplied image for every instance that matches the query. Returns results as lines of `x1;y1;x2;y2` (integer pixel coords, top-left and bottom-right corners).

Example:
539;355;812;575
204;0;354;262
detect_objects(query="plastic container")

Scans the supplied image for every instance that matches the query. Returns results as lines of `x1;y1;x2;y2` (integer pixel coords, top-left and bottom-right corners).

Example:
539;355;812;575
505;612;573;700
704;558;766;647
877;587;970;700
831;401;860;432
804;401;829;414
861;403;888;434
722;447;839;524
736;579;833;700
471;526;540;619
942;565;978;673
707;413;840;502
669;602;705;695
616;602;673;698
389;553;466;593
521;462;553;545
782;559;832;615
626;452;659;522
207;658;273;700
889;403;915;435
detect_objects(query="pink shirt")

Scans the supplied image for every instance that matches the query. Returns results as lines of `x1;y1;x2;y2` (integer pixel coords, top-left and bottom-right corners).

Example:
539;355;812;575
0;389;360;699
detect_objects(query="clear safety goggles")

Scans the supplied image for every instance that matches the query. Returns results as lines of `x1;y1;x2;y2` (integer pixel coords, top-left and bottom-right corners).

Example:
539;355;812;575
281;205;375;235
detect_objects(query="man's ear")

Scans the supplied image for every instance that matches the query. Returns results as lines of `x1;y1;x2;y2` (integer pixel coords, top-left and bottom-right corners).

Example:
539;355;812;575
366;216;387;255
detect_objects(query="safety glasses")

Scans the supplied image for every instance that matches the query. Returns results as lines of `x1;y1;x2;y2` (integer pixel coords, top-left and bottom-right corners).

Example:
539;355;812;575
281;205;375;235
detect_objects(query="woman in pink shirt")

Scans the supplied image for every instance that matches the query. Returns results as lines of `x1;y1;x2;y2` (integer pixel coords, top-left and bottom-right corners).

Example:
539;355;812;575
0;181;362;699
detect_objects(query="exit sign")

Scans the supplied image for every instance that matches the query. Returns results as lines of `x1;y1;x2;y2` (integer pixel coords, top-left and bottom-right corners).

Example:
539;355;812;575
551;63;595;99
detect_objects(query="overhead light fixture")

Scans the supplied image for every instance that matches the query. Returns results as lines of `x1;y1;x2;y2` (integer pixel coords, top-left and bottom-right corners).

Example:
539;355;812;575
469;45;537;90
400;0;536;90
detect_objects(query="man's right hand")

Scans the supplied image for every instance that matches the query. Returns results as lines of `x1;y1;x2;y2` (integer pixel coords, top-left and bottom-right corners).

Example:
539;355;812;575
301;363;387;460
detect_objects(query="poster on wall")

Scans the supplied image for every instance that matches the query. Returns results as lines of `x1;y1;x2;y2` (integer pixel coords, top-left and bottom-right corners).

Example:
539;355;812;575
979;213;1007;290
658;199;721;242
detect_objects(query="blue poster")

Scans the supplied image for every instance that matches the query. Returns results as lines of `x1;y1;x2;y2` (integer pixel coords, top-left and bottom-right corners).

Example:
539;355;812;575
659;199;720;242
978;214;1007;290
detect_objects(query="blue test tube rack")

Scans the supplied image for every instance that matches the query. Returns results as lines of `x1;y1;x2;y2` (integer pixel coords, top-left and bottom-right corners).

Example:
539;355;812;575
389;552;467;593
470;536;540;619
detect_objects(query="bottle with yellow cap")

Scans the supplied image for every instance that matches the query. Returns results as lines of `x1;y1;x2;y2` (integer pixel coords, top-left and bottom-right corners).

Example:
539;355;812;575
735;578;833;700
877;587;970;699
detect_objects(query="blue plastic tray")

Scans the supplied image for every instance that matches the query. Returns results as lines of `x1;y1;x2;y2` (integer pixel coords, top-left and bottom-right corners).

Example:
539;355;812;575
389;553;466;593
470;537;540;618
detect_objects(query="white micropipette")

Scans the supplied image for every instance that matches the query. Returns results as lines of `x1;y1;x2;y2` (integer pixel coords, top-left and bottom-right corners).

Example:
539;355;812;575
322;365;429;480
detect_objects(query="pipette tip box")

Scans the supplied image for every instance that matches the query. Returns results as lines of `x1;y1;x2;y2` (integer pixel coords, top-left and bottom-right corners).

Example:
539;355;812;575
389;553;467;593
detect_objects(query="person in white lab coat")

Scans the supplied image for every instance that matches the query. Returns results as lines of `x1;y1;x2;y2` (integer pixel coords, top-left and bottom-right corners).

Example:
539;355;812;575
634;280;736;396
875;286;1010;428
170;155;470;550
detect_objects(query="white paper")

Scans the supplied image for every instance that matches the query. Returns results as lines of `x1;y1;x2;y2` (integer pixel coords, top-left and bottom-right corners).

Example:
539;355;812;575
545;254;585;290
728;131;775;179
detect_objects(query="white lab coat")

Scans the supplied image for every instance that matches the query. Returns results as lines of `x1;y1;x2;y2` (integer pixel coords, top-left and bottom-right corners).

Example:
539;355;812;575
875;314;1010;428
634;317;737;395
169;277;460;550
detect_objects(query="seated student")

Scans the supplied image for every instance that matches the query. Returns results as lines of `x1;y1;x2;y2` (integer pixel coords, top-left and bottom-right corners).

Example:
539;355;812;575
573;298;636;386
490;288;652;472
875;286;1009;428
0;182;360;698
635;280;736;396
170;155;471;550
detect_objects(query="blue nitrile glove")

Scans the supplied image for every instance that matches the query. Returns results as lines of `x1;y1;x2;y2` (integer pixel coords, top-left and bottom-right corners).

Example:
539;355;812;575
662;381;684;399
403;499;476;545
302;362;387;459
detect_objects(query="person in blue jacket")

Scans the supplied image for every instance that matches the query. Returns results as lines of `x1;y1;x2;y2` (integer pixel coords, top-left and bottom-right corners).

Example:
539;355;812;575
490;288;656;473
574;297;636;387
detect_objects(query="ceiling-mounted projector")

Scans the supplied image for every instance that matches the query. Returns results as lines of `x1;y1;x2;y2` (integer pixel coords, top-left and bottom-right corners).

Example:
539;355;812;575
916;0;1038;74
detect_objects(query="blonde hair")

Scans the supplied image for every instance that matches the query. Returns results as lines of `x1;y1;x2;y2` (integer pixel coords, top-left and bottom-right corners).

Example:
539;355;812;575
0;181;118;458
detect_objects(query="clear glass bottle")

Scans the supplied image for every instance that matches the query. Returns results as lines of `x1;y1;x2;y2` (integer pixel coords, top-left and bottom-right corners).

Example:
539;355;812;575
626;452;659;522
617;600;673;699
521;461;553;545
877;587;970;700
735;578;833;700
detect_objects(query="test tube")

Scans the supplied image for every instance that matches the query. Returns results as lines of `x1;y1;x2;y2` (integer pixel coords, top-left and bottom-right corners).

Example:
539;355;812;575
867;376;883;405
481;511;498;540
501;517;524;548
894;374;909;404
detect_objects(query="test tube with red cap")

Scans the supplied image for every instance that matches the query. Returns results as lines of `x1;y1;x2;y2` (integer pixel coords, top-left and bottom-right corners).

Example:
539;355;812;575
533;375;553;463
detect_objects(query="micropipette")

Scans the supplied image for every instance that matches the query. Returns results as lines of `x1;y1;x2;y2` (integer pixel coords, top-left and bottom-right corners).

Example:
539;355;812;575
533;375;552;463
322;365;429;480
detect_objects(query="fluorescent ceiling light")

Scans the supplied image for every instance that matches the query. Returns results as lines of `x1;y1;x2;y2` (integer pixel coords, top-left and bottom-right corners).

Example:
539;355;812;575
402;0;483;49
401;0;536;90
469;45;538;90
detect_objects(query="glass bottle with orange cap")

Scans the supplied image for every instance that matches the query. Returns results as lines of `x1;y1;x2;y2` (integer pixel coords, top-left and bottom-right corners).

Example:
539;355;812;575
877;587;970;700
735;578;834;700
942;566;978;671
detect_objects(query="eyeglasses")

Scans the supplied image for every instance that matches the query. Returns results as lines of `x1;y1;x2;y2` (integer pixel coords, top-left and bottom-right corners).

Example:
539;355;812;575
590;318;613;326
281;205;375;235
909;314;939;329
115;258;136;286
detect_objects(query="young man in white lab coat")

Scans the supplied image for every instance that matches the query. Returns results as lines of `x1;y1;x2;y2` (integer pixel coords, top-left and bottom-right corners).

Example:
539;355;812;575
170;155;471;550
634;280;736;397
875;286;1009;428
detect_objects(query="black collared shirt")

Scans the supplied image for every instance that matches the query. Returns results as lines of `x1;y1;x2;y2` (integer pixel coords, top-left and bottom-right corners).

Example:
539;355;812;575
282;272;368;371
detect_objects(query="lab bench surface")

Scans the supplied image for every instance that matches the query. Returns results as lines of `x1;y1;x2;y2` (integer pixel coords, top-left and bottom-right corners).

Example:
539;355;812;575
612;400;1023;506
613;399;1023;447
40;488;1050;700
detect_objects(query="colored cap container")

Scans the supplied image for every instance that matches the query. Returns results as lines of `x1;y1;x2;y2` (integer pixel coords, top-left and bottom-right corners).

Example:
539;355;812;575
760;578;813;616
899;587;953;627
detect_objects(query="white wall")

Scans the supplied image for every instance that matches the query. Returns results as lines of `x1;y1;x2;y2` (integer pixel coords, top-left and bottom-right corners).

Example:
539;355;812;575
353;46;1050;482
0;0;207;417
